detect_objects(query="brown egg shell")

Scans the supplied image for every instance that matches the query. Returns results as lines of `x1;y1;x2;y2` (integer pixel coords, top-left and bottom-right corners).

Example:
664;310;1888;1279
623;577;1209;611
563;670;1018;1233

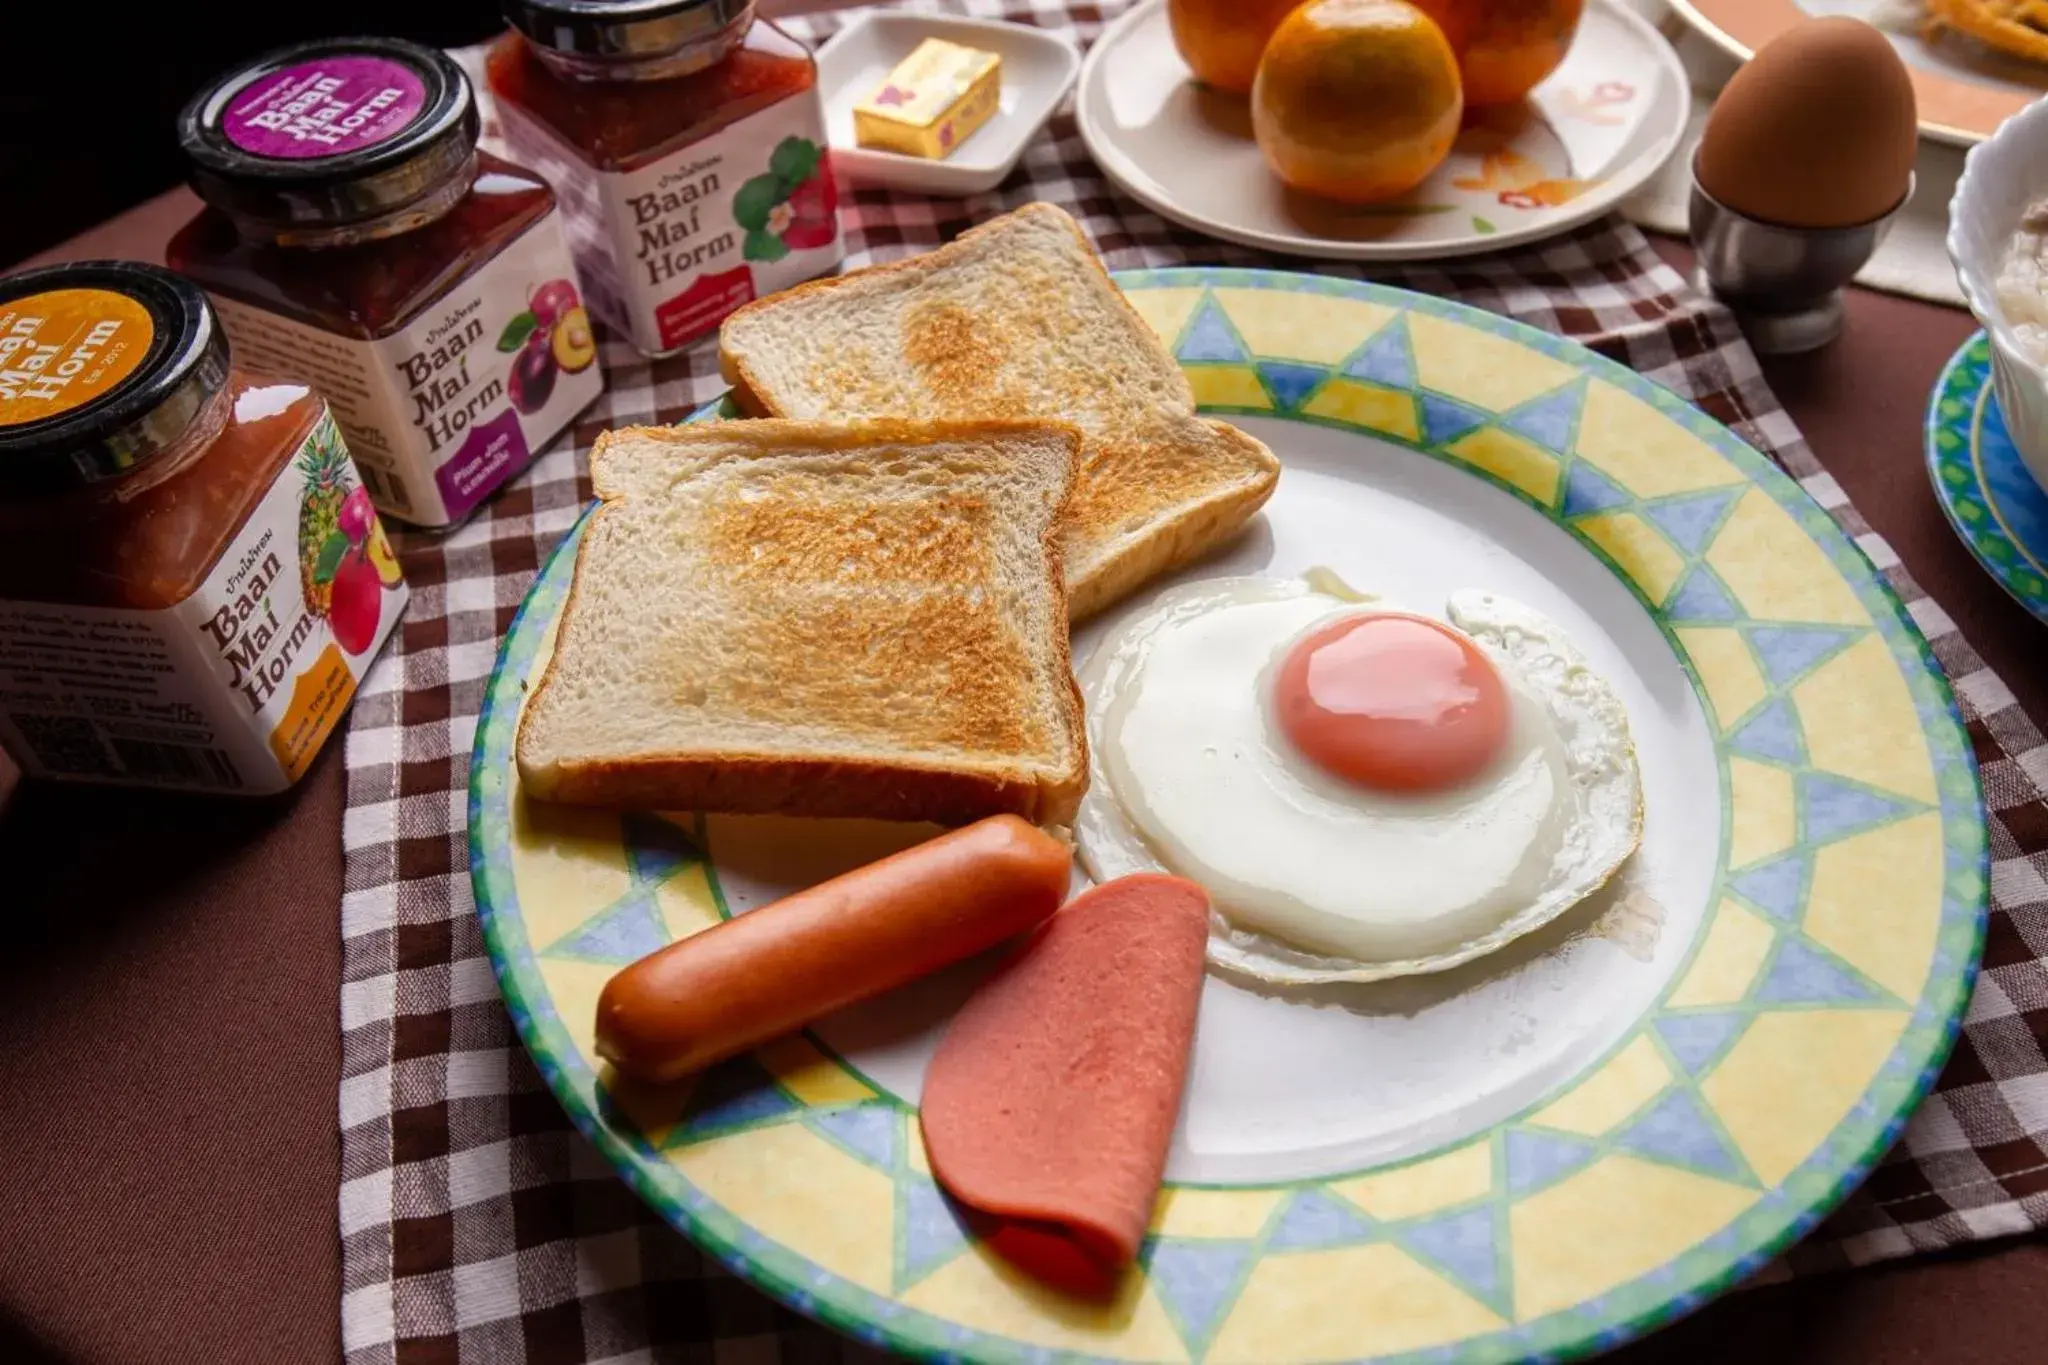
1696;16;1917;230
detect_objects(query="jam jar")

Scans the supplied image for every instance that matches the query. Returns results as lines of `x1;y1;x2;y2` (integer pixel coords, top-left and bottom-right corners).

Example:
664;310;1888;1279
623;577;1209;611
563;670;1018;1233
0;262;407;795
487;0;845;357
167;37;604;528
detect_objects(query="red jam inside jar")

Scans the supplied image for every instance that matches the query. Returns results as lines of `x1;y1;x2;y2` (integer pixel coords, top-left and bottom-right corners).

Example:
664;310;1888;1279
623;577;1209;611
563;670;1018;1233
0;262;408;795
487;0;845;357
167;38;604;529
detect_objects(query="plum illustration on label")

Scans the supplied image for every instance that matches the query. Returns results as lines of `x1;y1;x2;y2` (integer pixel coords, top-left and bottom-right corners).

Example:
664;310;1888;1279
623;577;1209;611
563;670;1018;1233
496;277;596;415
733;137;839;261
296;420;402;655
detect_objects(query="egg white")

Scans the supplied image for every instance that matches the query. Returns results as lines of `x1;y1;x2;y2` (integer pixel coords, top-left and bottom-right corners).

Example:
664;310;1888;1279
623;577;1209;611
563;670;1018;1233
1073;575;1643;984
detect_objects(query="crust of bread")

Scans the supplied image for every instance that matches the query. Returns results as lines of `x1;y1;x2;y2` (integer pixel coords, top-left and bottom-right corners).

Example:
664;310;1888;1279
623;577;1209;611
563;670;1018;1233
722;361;772;418
515;418;1087;825
583;414;1076;493
520;750;1085;826
717;204;1280;619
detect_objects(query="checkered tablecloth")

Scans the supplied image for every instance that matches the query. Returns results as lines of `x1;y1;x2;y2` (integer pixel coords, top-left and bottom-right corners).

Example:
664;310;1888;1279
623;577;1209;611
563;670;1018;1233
338;2;2048;1360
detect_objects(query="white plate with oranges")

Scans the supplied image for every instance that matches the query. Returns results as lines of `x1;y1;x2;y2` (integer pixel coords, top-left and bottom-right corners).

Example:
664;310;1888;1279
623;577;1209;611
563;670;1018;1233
1077;0;1689;260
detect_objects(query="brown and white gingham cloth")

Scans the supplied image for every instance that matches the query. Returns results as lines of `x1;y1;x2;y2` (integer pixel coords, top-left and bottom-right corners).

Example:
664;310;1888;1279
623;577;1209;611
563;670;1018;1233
340;3;2048;1359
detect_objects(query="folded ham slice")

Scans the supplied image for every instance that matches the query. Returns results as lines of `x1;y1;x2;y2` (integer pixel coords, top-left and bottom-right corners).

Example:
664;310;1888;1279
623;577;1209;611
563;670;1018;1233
919;874;1210;1291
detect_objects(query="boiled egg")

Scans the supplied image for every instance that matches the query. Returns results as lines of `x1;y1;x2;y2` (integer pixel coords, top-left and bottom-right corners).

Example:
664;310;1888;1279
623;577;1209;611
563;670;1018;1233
1074;574;1642;984
1695;17;1916;230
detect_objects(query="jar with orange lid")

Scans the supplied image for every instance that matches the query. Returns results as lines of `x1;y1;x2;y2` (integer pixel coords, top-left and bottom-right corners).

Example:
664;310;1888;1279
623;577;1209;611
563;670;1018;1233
486;0;844;357
0;262;407;795
166;37;604;528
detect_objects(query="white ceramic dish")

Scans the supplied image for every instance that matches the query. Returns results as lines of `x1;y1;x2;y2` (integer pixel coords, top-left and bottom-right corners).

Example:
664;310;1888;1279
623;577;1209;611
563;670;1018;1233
813;12;1081;196
1948;94;2048;491
1074;0;1689;261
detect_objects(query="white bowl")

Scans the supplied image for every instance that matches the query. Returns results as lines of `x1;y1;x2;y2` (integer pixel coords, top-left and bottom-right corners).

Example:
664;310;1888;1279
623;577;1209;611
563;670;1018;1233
812;12;1081;197
1949;95;2048;489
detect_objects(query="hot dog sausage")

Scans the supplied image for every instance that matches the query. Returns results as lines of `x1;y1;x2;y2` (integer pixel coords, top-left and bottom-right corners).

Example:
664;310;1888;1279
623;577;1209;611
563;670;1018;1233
595;814;1072;1082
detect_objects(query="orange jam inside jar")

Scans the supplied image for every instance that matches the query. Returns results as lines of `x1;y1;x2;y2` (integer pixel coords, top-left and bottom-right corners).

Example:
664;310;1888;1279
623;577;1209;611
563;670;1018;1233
167;38;605;529
0;262;408;795
486;0;844;356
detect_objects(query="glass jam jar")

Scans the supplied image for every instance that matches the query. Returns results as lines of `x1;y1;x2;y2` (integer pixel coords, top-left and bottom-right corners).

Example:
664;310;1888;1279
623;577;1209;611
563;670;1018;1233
167;37;605;529
0;262;407;795
487;0;845;357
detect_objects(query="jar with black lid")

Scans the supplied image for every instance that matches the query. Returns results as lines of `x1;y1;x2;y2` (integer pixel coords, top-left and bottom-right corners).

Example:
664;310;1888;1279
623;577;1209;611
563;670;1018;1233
168;37;605;528
486;0;844;357
0;260;406;794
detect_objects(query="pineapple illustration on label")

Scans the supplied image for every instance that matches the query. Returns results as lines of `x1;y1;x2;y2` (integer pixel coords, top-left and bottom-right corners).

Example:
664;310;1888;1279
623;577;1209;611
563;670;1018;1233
297;421;351;615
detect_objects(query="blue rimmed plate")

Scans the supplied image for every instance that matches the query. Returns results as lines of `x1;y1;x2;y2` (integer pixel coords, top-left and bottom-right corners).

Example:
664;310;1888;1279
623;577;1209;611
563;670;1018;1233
472;268;1985;1363
1927;332;2048;624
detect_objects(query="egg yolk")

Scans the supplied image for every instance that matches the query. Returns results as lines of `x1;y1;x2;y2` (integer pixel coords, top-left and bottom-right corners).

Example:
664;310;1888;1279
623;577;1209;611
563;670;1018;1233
1272;612;1511;792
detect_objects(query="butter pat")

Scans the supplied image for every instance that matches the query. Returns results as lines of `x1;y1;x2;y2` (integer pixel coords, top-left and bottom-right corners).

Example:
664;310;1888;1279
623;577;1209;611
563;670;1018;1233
854;38;1002;160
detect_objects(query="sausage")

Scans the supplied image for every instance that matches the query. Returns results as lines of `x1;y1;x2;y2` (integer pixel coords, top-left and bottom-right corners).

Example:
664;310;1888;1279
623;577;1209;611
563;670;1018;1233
595;814;1072;1082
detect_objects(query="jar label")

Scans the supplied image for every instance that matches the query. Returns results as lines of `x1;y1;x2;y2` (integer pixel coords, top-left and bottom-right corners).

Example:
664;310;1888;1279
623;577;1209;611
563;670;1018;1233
0;288;155;426
495;85;844;356
204;209;603;527
0;409;408;795
221;56;428;160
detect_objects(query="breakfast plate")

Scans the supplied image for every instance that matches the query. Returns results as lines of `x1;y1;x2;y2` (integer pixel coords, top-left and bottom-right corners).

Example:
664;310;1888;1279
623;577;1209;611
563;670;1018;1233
1927;332;2048;621
1667;0;2047;146
472;269;1985;1361
1073;0;1689;261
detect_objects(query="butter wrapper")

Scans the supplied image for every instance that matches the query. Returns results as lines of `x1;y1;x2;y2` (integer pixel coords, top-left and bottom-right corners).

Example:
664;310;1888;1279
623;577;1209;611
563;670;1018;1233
854;38;1002;160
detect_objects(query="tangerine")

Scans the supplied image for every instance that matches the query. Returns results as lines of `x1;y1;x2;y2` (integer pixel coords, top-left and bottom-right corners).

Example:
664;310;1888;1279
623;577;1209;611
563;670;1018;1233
1169;0;1306;95
1409;0;1584;106
1252;0;1464;205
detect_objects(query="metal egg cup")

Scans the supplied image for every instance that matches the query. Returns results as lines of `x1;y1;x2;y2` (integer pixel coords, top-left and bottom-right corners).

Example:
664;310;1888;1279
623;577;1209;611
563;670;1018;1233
1688;157;1913;355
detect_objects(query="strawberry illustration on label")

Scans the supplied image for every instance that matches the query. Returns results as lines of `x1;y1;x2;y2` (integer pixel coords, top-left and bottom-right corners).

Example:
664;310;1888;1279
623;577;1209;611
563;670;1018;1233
783;167;839;249
732;137;839;262
874;83;913;106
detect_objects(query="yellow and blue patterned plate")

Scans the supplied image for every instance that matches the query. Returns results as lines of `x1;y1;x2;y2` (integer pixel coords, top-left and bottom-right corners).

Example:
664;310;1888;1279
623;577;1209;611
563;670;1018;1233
472;269;1986;1363
1927;333;2048;624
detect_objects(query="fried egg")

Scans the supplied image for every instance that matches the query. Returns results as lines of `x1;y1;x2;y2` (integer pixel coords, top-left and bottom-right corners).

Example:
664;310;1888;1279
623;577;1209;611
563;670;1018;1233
1074;573;1642;984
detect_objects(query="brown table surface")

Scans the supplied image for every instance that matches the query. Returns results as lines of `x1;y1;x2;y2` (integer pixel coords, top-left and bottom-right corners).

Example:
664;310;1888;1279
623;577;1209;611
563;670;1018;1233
4;93;2047;1365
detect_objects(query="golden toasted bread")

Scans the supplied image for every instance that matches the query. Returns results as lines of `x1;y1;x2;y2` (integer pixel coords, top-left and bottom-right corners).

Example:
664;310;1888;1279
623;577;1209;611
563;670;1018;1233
719;203;1281;620
516;419;1089;824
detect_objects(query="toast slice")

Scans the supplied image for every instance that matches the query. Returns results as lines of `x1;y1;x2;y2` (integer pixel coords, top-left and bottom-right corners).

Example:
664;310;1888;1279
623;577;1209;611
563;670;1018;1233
719;203;1281;621
517;419;1089;825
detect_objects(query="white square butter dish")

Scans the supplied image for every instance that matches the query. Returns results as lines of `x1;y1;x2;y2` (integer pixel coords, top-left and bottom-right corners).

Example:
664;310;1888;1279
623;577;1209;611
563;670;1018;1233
813;12;1081;197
